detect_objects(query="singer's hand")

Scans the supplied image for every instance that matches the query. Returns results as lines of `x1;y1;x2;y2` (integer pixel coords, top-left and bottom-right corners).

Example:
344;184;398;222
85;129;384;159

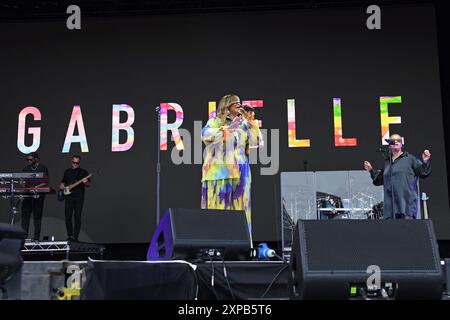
248;111;255;122
233;115;243;123
364;161;373;172
422;149;431;163
59;183;65;190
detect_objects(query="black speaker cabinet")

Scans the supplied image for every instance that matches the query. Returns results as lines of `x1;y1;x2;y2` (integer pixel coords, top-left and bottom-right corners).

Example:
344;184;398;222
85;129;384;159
0;223;26;298
289;220;443;300
147;208;251;261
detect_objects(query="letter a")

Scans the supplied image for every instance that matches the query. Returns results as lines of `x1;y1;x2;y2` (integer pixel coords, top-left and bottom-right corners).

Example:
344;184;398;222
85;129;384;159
366;5;381;30
66;5;81;30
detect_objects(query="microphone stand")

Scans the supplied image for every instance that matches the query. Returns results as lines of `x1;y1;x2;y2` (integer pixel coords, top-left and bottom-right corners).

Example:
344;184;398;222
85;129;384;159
5;178;21;224
155;106;161;226
9;178;16;224
388;146;395;220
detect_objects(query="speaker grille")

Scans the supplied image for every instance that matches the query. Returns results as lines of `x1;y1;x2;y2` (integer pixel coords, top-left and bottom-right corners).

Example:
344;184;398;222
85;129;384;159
301;220;439;272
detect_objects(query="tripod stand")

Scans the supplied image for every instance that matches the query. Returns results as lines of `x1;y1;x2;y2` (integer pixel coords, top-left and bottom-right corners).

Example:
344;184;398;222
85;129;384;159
1;178;23;224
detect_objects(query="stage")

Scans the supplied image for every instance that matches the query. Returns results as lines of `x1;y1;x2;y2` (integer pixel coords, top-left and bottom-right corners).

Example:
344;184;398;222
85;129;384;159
2;0;450;305
6;259;290;300
2;257;449;300
1;219;449;300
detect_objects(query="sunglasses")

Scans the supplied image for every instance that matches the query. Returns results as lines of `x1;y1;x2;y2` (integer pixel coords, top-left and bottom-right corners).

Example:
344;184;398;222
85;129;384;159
72;161;80;165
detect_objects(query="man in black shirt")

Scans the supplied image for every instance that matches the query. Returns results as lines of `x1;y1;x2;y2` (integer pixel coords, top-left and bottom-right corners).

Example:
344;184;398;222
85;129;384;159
21;152;49;240
60;155;90;241
364;133;431;219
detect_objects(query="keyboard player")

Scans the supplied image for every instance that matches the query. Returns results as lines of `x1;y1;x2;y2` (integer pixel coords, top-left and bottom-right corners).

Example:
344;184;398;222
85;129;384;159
21;152;49;241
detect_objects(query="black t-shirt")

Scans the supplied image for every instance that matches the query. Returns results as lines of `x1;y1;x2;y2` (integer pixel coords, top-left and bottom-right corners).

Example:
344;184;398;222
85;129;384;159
22;163;49;187
61;168;89;198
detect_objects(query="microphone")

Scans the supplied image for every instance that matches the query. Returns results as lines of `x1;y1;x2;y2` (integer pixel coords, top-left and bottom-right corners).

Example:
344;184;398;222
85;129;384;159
258;243;276;260
384;139;396;145
242;105;255;112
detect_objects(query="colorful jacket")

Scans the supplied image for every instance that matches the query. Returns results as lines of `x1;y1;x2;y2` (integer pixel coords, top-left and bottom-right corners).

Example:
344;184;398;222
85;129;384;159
201;116;263;182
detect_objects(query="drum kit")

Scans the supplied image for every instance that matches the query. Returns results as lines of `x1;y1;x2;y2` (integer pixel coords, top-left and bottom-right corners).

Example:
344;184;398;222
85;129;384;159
316;192;383;220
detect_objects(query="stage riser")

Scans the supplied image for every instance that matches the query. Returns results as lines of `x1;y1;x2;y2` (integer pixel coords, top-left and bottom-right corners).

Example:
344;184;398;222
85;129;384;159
21;262;67;300
20;261;86;300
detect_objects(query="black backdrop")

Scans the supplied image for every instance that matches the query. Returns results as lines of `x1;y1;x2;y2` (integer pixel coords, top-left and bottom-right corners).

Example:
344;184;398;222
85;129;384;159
1;3;449;242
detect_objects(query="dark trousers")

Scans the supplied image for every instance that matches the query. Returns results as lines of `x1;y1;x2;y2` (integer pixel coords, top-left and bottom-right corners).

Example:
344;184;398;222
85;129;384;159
65;197;84;239
21;196;45;240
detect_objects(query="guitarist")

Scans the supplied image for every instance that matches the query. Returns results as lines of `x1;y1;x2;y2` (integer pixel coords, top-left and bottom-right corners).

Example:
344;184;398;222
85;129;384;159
21;152;49;241
59;155;90;242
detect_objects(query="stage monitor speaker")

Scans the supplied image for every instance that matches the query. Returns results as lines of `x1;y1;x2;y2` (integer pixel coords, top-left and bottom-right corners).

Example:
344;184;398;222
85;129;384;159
288;220;443;300
147;208;251;261
0;223;26;299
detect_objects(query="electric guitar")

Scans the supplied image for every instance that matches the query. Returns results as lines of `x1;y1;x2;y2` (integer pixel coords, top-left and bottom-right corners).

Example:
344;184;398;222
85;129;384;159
58;170;97;201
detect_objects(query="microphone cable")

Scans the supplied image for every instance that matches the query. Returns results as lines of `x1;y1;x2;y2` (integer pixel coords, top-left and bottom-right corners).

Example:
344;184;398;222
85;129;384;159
221;257;236;300
191;264;199;300
275;253;285;261
208;255;220;300
260;264;290;299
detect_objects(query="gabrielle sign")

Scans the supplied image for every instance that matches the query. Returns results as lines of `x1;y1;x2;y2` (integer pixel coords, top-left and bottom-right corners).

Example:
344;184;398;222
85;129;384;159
17;96;402;154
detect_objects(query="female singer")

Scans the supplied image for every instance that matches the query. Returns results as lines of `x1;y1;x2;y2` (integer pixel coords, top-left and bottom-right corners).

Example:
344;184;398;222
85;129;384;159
201;94;263;239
